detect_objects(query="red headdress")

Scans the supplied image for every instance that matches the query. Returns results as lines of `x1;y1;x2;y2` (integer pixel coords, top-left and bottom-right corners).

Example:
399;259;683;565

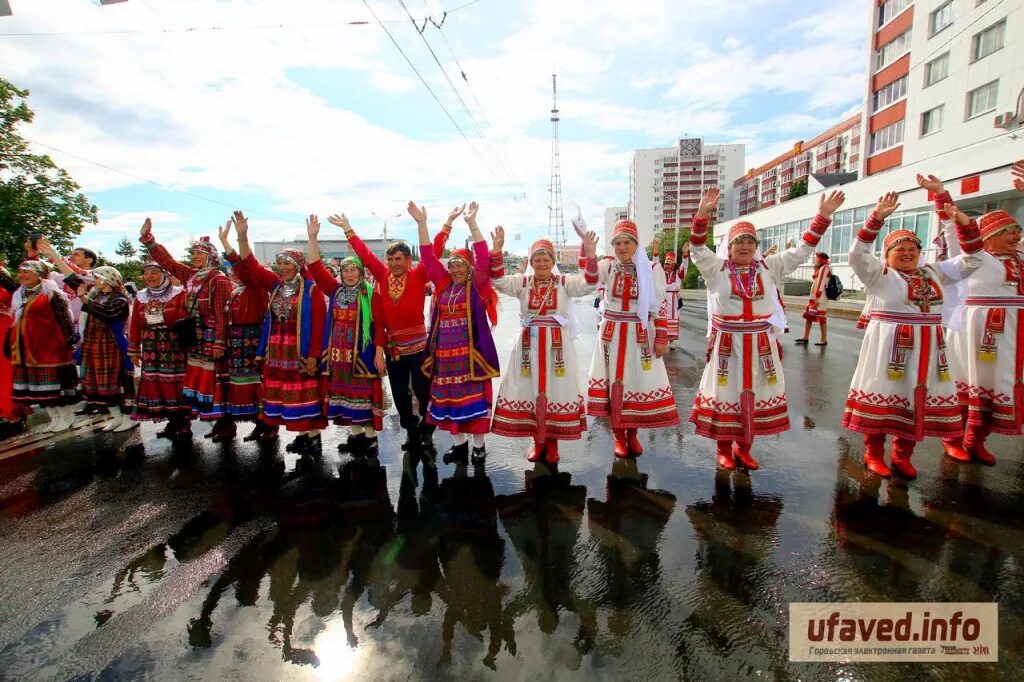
727;221;758;246
883;229;921;255
612;219;639;243
979;209;1019;241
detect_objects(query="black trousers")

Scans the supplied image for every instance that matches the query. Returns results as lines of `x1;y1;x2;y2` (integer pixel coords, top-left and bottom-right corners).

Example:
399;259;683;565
387;351;431;430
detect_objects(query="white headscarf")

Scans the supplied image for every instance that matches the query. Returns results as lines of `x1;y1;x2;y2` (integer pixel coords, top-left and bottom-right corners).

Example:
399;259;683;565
13;277;66;324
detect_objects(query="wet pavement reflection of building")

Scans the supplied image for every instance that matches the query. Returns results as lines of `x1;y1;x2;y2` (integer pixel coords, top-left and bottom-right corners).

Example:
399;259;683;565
0;303;1022;680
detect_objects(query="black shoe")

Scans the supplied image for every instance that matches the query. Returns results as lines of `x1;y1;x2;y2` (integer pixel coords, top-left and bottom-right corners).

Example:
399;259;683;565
338;433;367;455
243;422;266;442
301;434;322;454
471;446;486;465
794;338;808;345
155;423;174;439
442;442;469;465
286;434;310;452
365;437;379;457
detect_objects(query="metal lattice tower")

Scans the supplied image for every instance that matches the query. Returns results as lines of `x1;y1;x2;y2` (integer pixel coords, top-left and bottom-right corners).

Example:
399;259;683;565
548;74;566;247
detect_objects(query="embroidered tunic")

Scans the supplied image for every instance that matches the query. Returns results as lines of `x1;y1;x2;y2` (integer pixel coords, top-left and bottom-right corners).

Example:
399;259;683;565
934;193;1024;435
587;259;678;429
490;255;598;441
842;214;983;441
802;262;832;323
419;241;499;435
309;260;386;429
223;253;269;420
233;254;326;432
659;257;689;342
129;287;189;421
688;213;832;442
5;280;78;407
140;236;231;420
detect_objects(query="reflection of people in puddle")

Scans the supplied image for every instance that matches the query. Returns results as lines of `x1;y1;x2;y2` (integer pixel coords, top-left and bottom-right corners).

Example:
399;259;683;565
584;458;676;655
679;469;783;673
366;450;443;629
435;462;509;670
185;458;393;666
827;448;947;597
496;464;595;668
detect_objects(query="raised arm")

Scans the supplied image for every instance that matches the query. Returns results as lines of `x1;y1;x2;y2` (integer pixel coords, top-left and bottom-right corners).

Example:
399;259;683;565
329;213;389;282
138;218;195;283
433;204;464;254
688;188;724;281
765;191;843;280
565;230;600;297
307;259;340;298
410;201;448;285
218;218;238;262
230;212;282;292
464;202;491;291
931;202;984;284
849;193;899;290
487;226;525;297
35;238;76;278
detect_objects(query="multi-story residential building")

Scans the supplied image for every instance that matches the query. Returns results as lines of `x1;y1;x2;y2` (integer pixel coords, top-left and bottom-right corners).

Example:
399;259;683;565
734;113;863;217
716;0;1022;289
628;140;745;247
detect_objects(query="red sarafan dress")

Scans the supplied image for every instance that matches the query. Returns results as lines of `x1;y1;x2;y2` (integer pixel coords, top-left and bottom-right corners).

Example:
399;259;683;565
8;280;79;407
0;284;24;420
129;284;190;422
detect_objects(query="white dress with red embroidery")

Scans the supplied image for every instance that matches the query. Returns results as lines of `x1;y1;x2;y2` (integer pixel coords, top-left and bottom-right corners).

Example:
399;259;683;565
688;214;830;442
841;214;983;441
659;258;689;342
490;256;599;440
932;197;1024;435
587;259;679;429
802;263;831;322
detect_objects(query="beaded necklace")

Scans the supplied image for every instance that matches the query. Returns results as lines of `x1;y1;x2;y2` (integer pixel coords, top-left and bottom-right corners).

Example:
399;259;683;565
727;260;759;299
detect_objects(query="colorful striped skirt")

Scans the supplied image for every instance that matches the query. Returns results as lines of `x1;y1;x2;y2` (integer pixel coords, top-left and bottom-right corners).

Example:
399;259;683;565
80;321;134;408
134;326;189;421
182;324;228;420
426;315;492;434
226;323;262;419
261;326;326;432
12;361;79;407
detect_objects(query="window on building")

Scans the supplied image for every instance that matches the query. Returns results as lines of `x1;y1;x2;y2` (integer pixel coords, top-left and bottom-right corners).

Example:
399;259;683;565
878;0;913;27
920;105;944;136
972;19;1006;62
924;52;949;87
869;120;905;154
873;75;908;111
929;2;953;36
966;80;999;119
875;30;912;71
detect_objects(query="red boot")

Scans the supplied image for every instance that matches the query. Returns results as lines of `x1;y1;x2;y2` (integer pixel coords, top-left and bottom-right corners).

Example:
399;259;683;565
545;439;560;464
613;429;630;458
716;441;736;470
863;434;891;478
527;439;545;462
941;438;971;462
890;437;917;479
732;441;759;471
626;428;643;456
964;425;996;465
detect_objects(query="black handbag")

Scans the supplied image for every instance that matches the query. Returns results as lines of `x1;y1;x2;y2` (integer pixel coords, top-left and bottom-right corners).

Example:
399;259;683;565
172;280;205;350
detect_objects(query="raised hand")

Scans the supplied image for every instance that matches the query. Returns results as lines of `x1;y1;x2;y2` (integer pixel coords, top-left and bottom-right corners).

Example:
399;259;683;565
697;187;720;218
582;230;599;258
140;217;152;240
651;238;661;256
232;211;249;237
327;214;352;233
407;201;427;224
874;192;900;220
1012;160;1024;193
306;214;320;238
35;236;57;259
944;202;970;227
681;243;690;258
490;225;505;254
916;173;944;194
464;201;479;225
446;204;466;226
819;190;846;218
217;218;233;248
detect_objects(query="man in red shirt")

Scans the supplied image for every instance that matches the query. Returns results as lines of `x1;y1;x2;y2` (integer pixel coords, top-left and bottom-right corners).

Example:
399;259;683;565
328;212;434;450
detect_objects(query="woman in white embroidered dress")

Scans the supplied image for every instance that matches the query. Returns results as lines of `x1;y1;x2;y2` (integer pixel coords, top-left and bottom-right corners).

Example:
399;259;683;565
688;187;844;471
918;168;1024;465
842;192;984;479
651;240;690;350
587;219;679;458
488;228;600;465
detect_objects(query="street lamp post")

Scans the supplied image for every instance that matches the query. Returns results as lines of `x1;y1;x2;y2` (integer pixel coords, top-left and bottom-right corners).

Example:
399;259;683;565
370;211;404;243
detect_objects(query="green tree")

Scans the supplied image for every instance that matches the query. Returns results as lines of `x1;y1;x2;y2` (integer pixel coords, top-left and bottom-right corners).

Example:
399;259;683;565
787;178;808;200
114;236;136;263
0;77;98;268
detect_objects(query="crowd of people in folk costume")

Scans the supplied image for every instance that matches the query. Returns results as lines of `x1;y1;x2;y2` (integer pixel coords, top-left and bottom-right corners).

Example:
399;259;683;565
1;161;1022;480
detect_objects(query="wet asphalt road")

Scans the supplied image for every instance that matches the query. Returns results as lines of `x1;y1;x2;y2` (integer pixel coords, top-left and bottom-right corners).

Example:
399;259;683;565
0;296;1022;681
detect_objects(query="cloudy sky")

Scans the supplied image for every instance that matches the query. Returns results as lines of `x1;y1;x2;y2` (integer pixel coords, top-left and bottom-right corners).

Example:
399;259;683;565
1;0;868;257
